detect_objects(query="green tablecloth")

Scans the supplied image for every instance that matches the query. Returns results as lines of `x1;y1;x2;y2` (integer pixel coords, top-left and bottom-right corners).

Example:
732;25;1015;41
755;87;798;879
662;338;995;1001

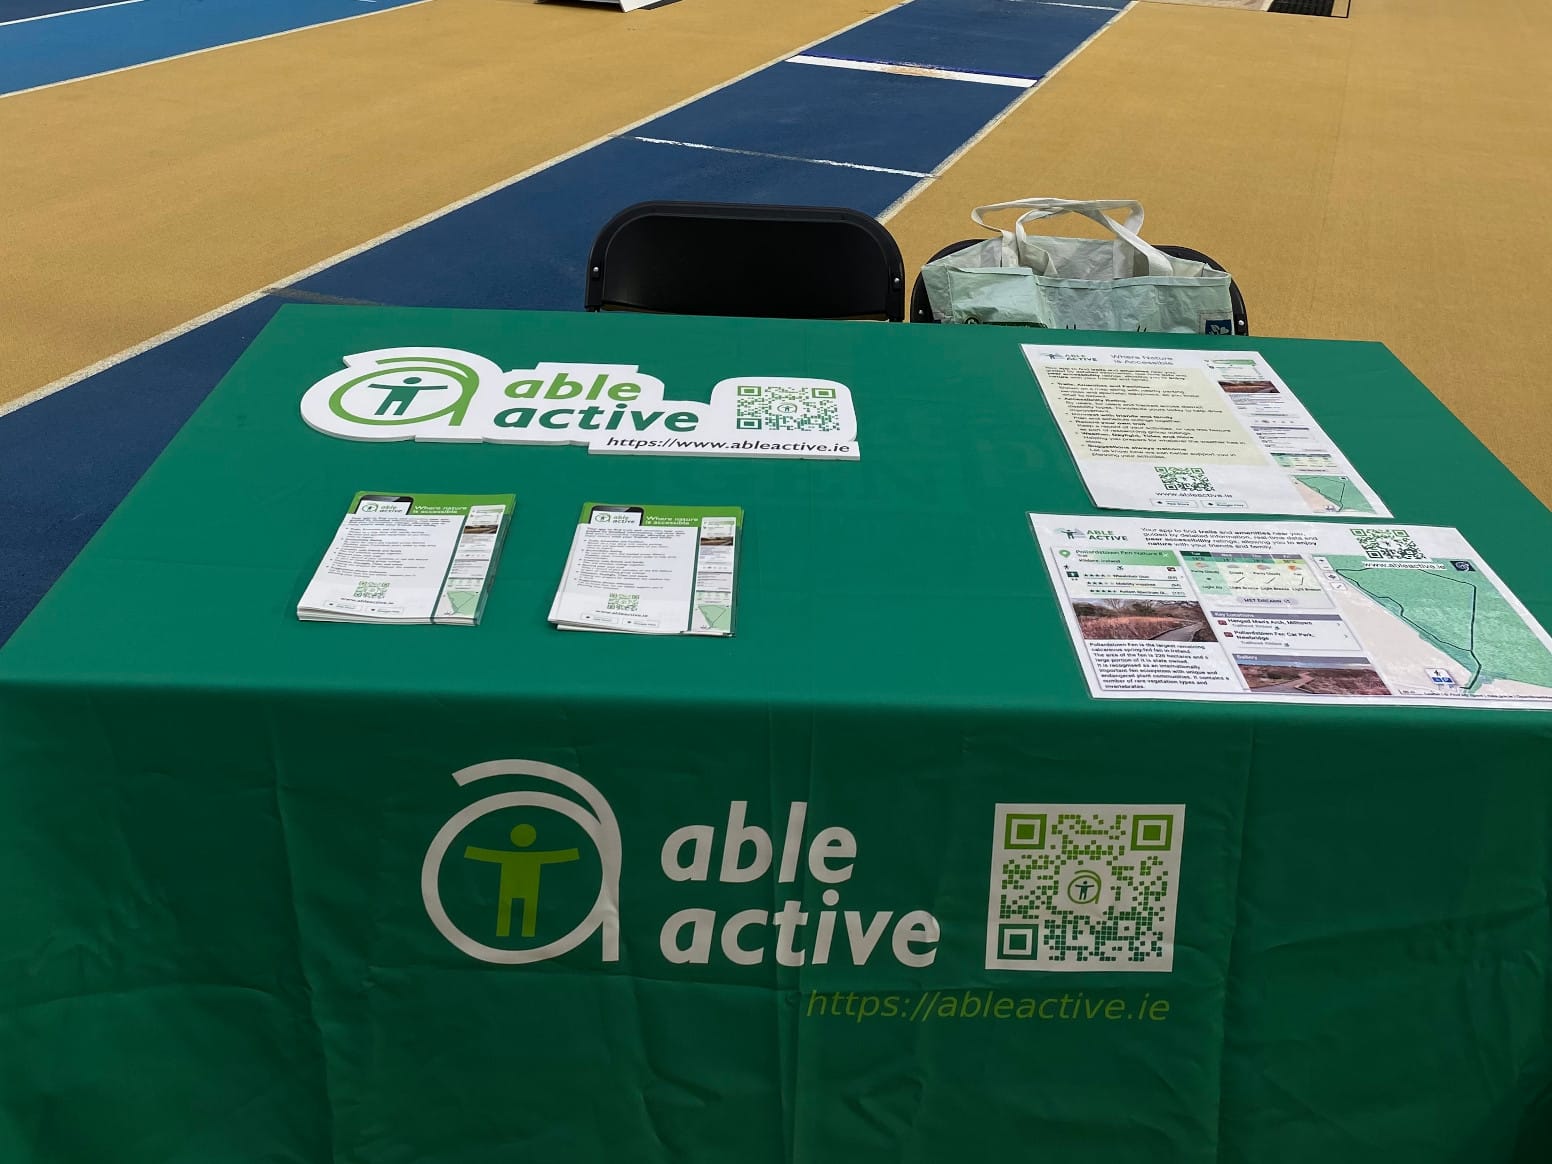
2;306;1550;1163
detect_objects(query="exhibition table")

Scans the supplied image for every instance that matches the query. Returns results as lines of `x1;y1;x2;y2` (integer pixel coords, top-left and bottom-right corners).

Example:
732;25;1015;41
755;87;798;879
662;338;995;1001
1;305;1549;1163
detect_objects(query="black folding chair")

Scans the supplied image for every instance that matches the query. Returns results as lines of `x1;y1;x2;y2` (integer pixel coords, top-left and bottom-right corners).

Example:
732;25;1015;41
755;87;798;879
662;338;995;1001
585;201;906;321
909;239;1249;335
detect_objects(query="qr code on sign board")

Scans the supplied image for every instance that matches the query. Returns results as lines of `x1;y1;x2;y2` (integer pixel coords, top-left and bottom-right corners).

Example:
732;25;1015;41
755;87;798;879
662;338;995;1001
734;384;839;432
986;804;1185;972
353;581;389;599
606;593;639;611
1155;465;1213;492
1351;527;1426;560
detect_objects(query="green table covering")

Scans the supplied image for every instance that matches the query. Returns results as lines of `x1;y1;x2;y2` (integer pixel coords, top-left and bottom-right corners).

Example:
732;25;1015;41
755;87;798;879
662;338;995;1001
2;306;1550;1163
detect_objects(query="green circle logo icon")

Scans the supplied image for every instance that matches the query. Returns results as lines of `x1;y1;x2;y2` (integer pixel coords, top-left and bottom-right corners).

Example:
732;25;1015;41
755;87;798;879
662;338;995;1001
422;761;622;965
327;356;482;427
1065;869;1103;906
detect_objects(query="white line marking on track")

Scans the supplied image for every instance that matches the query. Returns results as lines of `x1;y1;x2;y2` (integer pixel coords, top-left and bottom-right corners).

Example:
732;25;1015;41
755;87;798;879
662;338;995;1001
629;135;931;177
0;0;916;418
0;0;143;27
878;0;1137;223
0;0;433;100
786;54;1034;88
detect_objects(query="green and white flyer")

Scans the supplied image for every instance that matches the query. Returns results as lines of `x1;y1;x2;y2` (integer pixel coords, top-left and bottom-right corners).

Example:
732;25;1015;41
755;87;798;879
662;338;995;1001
550;503;742;636
1024;345;1391;517
298;491;514;626
1032;513;1552;708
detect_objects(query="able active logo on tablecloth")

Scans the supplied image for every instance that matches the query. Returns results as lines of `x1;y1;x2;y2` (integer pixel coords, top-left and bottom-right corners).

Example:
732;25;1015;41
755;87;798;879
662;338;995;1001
420;760;622;965
299;347;859;460
420;761;1185;975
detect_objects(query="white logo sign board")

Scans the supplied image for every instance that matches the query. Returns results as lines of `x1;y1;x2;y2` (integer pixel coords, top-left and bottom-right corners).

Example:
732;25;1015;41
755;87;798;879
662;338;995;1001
300;347;859;459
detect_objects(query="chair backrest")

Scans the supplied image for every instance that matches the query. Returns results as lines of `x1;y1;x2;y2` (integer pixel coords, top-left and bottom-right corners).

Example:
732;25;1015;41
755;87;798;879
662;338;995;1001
585;201;905;321
909;239;1250;335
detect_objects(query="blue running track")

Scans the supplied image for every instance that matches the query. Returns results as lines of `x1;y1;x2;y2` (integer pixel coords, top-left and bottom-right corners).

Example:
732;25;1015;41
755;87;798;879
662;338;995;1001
0;0;427;96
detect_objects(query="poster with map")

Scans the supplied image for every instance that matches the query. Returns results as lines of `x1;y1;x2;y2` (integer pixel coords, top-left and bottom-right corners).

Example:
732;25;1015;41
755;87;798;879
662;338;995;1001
1031;514;1552;708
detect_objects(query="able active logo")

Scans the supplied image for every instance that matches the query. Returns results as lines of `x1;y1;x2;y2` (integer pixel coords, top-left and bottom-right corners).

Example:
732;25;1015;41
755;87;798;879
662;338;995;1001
420;760;621;964
420;760;935;969
421;761;1185;974
300;347;859;460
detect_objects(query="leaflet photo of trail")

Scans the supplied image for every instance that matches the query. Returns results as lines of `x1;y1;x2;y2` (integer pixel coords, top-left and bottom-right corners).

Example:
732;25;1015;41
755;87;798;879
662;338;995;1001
1073;600;1214;642
1238;661;1391;696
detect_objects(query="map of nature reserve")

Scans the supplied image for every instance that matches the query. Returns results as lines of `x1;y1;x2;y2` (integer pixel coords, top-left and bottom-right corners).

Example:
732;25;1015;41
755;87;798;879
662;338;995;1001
1031;515;1552;709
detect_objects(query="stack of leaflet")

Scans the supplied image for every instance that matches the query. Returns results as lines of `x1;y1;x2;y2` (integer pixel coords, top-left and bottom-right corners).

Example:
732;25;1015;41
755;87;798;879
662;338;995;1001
298;491;514;626
549;502;741;636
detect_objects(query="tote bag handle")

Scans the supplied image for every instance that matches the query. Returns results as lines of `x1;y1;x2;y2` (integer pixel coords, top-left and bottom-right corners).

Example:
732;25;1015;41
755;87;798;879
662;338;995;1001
971;198;1174;277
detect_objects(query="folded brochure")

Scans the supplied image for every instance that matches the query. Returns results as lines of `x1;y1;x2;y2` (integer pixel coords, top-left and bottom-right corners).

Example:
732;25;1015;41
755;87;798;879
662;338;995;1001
298;491;514;625
550;503;741;635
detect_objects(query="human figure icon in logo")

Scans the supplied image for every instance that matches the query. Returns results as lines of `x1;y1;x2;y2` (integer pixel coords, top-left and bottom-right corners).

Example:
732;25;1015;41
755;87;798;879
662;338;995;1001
463;822;580;938
369;375;442;418
1066;870;1102;905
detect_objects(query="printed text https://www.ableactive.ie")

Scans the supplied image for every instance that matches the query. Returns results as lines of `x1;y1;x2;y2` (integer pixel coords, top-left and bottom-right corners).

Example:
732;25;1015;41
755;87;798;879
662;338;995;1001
599;435;854;454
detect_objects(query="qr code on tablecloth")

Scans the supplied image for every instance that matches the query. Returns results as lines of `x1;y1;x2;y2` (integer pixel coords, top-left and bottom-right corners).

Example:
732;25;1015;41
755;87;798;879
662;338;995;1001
986;804;1184;972
353;581;390;599
1155;465;1213;493
606;593;639;611
734;384;840;432
1351;527;1426;561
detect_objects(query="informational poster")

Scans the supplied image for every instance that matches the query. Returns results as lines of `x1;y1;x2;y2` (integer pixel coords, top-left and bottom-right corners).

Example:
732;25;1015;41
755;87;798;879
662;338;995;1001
1024;345;1390;517
1031;513;1552;708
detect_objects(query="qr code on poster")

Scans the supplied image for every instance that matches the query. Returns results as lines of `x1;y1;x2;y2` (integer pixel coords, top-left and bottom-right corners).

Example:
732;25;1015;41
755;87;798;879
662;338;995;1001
1351;527;1426;561
1155;465;1213;492
606;593;639;611
986;804;1184;972
734;384;840;432
353;581;389;599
